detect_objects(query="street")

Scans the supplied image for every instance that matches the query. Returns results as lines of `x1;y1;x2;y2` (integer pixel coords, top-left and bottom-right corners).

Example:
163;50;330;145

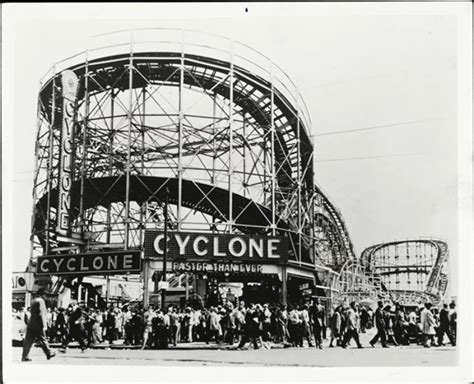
12;330;456;367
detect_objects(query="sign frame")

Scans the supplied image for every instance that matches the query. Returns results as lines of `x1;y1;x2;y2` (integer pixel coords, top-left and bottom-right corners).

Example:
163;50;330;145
144;230;288;264
36;250;142;276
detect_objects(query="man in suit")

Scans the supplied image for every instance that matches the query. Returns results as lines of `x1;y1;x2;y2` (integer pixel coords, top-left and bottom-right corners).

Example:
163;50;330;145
370;301;388;348
21;288;56;362
60;300;87;352
341;302;363;349
437;303;454;346
309;298;325;349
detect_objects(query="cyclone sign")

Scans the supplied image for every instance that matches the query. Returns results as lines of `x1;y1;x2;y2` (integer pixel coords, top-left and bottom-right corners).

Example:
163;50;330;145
36;251;142;276
57;70;79;235
144;230;288;263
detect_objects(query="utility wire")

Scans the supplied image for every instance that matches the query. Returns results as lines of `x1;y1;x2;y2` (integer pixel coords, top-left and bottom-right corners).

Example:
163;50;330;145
315;152;429;163
314;118;447;137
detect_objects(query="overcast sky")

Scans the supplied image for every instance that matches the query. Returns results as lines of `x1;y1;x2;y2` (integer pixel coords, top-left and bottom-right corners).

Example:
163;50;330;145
3;4;462;295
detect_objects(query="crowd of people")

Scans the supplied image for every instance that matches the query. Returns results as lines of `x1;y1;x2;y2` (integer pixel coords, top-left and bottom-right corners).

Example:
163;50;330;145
15;292;457;356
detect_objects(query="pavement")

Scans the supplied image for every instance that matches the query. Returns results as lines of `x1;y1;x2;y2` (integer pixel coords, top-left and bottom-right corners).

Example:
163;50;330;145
12;328;456;367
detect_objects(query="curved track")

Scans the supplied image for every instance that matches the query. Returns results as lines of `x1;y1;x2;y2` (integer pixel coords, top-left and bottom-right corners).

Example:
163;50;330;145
39;52;314;194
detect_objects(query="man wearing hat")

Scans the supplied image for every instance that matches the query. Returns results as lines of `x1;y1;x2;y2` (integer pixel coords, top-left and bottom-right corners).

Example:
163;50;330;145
309;298;325;349
369;301;388;348
60;300;88;353
21;288;56;362
437;303;454;346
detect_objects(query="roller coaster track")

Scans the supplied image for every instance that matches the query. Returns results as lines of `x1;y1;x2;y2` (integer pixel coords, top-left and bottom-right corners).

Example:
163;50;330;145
34;176;277;233
39;52;314;197
313;184;355;267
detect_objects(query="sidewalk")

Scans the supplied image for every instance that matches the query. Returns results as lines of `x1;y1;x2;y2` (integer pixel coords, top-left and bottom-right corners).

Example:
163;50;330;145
48;340;289;351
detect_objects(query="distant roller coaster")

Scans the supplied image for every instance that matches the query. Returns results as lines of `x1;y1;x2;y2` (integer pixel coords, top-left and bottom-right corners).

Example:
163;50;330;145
30;29;357;304
361;239;449;306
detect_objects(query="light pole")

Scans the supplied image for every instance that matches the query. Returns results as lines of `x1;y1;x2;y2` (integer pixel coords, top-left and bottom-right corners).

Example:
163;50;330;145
161;187;169;311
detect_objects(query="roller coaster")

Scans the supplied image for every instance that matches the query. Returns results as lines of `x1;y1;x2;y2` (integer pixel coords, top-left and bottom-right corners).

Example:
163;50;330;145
360;239;449;306
29;29;449;306
30;29;355;298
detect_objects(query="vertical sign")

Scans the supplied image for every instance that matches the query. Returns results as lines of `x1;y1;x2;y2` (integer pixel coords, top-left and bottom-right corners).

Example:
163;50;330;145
57;70;79;235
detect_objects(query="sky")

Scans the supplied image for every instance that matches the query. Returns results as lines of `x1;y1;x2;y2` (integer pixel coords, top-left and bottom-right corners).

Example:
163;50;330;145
3;4;462;295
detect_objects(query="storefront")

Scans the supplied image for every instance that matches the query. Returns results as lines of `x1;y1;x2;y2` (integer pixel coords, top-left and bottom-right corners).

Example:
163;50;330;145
34;231;327;309
144;230;321;308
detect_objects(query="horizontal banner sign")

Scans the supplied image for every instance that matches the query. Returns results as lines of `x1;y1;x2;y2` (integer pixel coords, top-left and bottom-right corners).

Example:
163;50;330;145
36;251;142;276
144;231;288;263
172;261;263;274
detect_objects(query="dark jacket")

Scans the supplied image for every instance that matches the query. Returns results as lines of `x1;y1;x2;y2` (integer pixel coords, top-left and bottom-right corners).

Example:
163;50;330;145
374;307;385;329
309;304;326;328
28;297;48;332
439;308;450;328
68;307;85;330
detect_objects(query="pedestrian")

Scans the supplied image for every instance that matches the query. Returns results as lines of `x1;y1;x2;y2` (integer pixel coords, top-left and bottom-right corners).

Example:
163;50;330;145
208;307;221;343
105;306;117;345
436;304;454;346
157;310;170;349
370;301;388;348
287;304;301;347
114;306;123;340
198;308;208;342
237;304;260;350
393;305;409;345
341;302;363;349
235;303;246;344
420;302;436;348
55;307;68;345
167;306;178;346
141;306;156;349
90;308;103;345
309;298;324;349
262;304;272;342
360;306;368;333
60;301;87;353
183;307;194;342
448;301;457;346
255;304;270;349
83;307;95;347
384;305;398;346
274;305;285;343
130;308;143;346
122;306;132;345
329;306;342;347
21;288;56;362
301;304;314;347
